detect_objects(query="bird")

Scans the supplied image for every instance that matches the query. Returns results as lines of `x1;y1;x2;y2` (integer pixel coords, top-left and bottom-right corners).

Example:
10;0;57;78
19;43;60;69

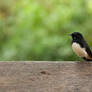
70;32;92;61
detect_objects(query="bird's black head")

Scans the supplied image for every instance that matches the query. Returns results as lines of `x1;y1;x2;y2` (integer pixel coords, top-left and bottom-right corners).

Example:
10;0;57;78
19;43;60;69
70;32;84;42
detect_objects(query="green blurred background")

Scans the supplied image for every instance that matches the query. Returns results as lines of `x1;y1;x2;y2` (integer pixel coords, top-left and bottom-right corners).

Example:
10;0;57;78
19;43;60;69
0;0;92;61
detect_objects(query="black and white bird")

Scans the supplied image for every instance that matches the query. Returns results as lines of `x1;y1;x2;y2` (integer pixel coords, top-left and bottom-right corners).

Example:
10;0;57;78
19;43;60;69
70;32;92;61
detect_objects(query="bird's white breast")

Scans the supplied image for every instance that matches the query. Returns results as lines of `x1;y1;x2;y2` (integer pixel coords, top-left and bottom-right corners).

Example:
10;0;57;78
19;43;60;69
72;43;87;57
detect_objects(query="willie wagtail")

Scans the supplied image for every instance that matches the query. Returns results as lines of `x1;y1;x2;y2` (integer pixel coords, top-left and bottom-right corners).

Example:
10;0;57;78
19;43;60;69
70;32;92;61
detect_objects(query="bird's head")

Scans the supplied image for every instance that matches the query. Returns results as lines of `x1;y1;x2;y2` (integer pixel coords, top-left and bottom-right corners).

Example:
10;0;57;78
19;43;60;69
70;32;84;42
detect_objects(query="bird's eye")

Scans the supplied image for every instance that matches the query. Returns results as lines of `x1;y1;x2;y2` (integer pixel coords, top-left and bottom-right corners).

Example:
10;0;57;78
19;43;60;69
74;36;76;40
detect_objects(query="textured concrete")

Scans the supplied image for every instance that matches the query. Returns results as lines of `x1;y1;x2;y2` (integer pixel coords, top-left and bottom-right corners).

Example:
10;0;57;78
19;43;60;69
0;61;91;92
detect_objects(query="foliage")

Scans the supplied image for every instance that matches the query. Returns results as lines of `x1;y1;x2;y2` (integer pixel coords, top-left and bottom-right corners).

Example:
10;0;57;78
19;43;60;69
0;0;92;61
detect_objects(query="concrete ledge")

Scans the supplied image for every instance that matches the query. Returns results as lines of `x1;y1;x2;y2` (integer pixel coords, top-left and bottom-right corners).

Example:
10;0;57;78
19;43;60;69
0;61;92;92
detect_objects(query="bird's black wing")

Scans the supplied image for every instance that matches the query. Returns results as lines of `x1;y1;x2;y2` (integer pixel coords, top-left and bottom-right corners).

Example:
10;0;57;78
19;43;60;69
84;42;92;58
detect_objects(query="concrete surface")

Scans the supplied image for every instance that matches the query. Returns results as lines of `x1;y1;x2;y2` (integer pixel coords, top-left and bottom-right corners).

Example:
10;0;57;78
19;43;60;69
0;61;91;92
